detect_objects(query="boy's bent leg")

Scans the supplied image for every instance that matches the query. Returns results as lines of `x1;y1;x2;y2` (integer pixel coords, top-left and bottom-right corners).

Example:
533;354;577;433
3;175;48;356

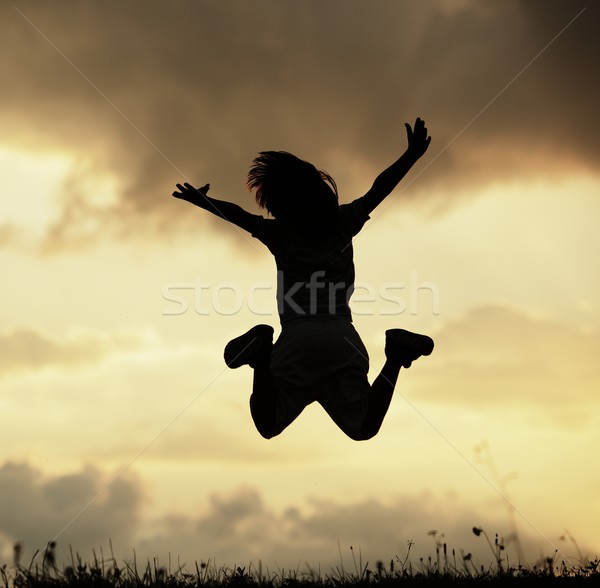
250;354;280;439
384;328;434;367
357;329;434;440
224;325;280;438
251;358;311;439
224;325;274;369
357;360;402;440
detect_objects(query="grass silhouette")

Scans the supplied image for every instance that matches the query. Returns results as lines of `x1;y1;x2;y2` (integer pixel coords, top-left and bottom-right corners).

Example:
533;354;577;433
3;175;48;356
2;532;599;588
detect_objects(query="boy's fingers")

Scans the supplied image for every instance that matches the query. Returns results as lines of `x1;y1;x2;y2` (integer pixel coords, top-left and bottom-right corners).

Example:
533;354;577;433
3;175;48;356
174;181;209;195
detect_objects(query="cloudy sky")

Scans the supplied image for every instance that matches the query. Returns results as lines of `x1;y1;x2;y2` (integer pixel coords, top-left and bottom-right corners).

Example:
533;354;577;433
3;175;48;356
1;0;599;573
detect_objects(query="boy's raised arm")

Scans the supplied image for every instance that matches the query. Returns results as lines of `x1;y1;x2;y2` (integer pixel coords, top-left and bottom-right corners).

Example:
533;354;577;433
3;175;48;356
356;117;431;215
172;182;258;233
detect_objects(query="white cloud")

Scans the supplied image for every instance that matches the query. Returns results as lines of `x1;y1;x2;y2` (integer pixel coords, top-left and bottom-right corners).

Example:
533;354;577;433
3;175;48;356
0;327;153;375
410;306;600;425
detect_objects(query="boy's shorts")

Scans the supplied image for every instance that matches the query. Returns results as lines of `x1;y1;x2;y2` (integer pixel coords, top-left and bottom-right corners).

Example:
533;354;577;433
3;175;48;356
270;318;370;438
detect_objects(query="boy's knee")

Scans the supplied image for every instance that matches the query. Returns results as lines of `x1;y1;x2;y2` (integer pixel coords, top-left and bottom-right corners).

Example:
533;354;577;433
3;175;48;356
345;428;375;442
346;423;380;441
252;415;282;439
257;427;278;440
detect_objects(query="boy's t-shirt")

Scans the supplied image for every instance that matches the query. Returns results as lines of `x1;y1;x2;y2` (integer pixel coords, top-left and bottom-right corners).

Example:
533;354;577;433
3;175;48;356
251;199;370;325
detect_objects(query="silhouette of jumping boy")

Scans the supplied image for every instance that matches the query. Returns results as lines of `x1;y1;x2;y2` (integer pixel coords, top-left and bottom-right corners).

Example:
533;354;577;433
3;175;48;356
172;117;434;441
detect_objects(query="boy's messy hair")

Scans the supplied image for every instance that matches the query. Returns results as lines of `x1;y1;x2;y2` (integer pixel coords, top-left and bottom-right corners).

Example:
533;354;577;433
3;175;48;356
247;151;339;224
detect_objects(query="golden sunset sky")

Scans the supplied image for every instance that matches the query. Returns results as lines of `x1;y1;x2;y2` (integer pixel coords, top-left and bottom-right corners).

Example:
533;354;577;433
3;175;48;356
1;0;599;571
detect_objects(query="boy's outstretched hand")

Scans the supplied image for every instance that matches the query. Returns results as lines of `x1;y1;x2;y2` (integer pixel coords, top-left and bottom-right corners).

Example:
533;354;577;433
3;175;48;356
405;117;431;159
172;182;210;204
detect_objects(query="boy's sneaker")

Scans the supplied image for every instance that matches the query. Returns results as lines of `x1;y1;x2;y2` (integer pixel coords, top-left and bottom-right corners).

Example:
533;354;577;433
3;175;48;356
385;328;434;368
224;325;274;369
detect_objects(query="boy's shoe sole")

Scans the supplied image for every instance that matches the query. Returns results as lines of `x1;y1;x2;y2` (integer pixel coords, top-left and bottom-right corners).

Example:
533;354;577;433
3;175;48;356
224;325;274;369
385;328;434;368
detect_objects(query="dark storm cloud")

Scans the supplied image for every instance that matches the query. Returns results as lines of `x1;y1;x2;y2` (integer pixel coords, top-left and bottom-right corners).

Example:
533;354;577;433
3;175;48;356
137;487;577;570
1;0;596;247
0;464;586;571
0;462;141;562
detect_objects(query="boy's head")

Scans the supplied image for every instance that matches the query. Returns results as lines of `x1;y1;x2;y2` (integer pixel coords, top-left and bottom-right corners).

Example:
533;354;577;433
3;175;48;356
247;151;339;224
